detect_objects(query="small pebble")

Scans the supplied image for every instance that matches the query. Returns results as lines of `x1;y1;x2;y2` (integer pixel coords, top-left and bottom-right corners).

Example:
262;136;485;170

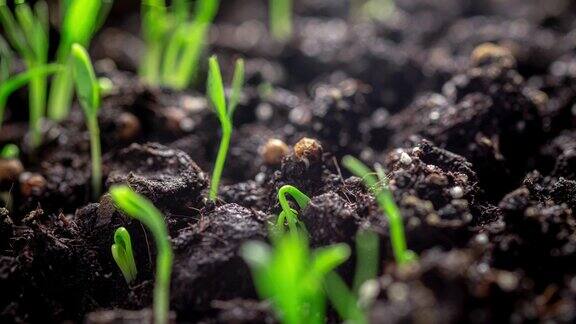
261;139;289;165
19;172;46;196
294;137;323;163
399;152;412;165
450;186;464;199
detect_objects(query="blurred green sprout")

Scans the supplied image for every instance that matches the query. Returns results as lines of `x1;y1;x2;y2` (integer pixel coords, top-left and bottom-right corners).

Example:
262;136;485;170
140;0;219;89
111;226;138;284
269;0;292;41
241;231;350;324
0;143;19;159
342;155;416;265
206;55;244;201
110;185;173;324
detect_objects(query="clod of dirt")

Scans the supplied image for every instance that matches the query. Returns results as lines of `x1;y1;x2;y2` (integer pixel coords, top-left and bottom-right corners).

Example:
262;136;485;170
170;204;268;319
300;191;358;246
85;308;175;324
209;299;274;324
261;138;290;165
106;143;208;211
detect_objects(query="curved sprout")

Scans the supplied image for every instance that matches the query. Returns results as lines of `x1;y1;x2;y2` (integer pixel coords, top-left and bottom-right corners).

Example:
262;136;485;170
111;226;138;284
276;185;311;231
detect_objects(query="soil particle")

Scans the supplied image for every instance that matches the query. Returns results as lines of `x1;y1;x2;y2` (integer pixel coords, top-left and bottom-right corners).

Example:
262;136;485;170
300;191;359;246
208;299;274;324
170;204;268;319
105;143;208;212
0;158;24;186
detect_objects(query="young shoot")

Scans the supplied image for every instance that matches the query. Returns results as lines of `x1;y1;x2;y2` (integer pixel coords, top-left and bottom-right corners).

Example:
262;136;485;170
71;44;102;199
48;0;111;120
241;230;350;324
276;184;310;232
141;0;220;89
206;55;245;201
111;226;138;284
0;0;49;149
110;185;173;324
342;155;416;265
269;0;293;41
0;143;19;159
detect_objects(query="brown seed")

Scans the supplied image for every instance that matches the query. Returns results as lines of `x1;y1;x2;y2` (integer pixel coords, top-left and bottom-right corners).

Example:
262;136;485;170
471;43;516;68
0;158;24;183
19;172;46;196
294;137;323;163
261;138;289;165
117;112;141;140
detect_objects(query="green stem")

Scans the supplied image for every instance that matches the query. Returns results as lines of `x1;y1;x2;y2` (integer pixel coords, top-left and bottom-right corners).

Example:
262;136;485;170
87;116;101;200
47;67;74;120
155;238;173;324
209;126;231;201
28;72;46;149
277;185;310;230
270;0;293;41
141;41;163;85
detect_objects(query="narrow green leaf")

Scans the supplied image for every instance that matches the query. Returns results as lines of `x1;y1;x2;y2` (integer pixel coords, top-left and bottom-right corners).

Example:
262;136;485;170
228;58;244;117
207;55;228;124
71;43;100;115
310;244;350;277
0;144;19;159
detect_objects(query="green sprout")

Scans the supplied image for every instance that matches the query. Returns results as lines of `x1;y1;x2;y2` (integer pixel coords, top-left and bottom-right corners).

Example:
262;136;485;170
206;55;245;201
141;0;220;89
0;0;49;149
48;0;111;120
110;185;173;324
71;44;102;199
0;64;63;129
111;226;138;284
241;230;350;324
0;143;19;159
269;0;293;41
276;184;311;232
342;155;416;265
324;230;379;324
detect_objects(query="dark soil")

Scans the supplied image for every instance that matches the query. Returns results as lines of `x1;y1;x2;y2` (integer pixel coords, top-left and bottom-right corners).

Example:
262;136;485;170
2;0;576;323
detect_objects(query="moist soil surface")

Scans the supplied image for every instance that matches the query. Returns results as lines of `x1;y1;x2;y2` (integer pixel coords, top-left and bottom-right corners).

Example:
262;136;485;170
2;0;576;323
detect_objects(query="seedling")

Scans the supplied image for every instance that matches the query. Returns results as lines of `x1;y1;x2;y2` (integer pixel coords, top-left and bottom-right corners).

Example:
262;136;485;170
276;184;310;232
206;55;245;201
111;226;138;284
342;155;416;265
141;0;220;89
241;230;350;324
0;0;49;148
48;0;111;120
110;185;173;324
71;44;102;199
269;0;293;41
0;143;19;159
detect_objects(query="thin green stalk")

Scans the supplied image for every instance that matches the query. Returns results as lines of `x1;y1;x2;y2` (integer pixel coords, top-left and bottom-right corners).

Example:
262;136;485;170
270;0;292;41
342;155;415;265
87;117;101;199
28;71;47;148
209;125;231;200
276;184;311;231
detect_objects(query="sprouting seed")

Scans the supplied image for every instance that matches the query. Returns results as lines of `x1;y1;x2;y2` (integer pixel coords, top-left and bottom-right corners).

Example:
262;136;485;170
110;185;173;324
206;55;245;201
71;43;102;199
276;184;310;232
342;155;416;265
241;230;350;324
0;143;19;159
111;226;138;284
